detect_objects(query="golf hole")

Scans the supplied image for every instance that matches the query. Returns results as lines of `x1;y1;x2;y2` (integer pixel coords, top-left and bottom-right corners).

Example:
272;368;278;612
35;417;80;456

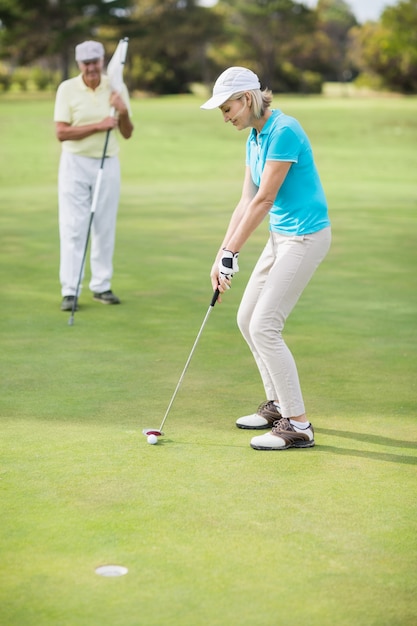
95;565;128;577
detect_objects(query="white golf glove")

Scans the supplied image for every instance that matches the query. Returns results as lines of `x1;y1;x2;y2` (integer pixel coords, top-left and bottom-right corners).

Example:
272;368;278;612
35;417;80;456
218;249;239;280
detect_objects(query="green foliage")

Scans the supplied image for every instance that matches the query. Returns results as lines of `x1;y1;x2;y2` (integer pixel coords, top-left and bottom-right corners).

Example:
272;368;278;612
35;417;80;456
125;0;225;93
299;69;323;93
10;66;31;91
348;0;417;93
316;0;358;81
377;0;417;93
0;61;11;91
0;0;135;79
5;65;59;92
0;0;417;93
30;66;59;91
317;0;356;25
271;61;323;93
218;0;320;91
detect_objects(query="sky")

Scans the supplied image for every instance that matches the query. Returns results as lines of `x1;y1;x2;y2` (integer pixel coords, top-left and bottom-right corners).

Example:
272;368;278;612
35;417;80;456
295;0;400;23
197;0;400;23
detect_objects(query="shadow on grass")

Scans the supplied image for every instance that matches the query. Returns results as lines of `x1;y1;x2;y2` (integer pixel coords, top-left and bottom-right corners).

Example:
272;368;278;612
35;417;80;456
316;427;417;465
316;444;417;465
316;427;417;449
152;430;417;464
155;439;249;449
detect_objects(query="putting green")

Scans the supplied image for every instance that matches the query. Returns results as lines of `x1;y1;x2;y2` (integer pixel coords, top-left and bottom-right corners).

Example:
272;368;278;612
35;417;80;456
0;92;416;626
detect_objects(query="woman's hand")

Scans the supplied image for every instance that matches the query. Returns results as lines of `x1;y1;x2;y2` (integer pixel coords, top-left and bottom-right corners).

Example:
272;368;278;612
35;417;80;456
210;263;229;303
219;250;239;280
210;250;239;302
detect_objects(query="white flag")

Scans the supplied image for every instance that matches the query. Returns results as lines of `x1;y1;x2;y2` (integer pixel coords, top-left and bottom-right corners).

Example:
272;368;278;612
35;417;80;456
107;38;129;93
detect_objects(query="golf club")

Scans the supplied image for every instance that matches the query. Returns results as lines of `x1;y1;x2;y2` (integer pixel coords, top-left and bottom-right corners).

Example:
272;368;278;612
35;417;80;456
68;38;129;326
143;288;220;437
67;136;112;327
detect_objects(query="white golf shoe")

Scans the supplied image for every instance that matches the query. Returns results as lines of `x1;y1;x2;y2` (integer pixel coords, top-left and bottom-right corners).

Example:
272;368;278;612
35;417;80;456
250;418;315;450
236;400;281;430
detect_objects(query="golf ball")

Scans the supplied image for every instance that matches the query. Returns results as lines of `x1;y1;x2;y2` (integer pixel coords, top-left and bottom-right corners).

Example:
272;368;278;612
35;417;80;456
147;434;158;445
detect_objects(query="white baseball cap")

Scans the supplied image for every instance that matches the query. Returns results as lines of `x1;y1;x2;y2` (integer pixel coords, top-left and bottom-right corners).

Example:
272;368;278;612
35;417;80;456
75;41;105;63
201;66;261;109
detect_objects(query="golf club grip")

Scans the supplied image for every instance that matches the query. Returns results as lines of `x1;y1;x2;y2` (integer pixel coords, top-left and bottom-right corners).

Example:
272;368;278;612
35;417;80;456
211;289;220;307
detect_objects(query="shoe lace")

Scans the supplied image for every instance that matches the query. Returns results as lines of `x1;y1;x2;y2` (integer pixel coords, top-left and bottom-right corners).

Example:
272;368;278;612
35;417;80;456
258;400;279;413
271;417;290;434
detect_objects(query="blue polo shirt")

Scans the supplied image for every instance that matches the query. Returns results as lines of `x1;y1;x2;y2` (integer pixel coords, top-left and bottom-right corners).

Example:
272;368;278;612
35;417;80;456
246;109;330;235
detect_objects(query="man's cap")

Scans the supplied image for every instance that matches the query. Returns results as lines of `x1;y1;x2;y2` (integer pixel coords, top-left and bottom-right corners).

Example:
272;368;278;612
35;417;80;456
201;67;261;109
75;41;105;63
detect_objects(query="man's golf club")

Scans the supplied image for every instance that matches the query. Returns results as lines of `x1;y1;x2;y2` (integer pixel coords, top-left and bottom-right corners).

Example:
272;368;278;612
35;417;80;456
67;140;111;327
143;288;220;437
68;38;129;326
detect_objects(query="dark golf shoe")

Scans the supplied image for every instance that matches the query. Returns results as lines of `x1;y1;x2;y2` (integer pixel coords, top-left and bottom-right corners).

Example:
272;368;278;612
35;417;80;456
61;296;78;311
93;290;121;305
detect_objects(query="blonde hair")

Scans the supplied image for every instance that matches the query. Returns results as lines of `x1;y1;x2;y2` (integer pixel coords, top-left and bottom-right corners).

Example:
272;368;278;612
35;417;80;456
230;88;273;119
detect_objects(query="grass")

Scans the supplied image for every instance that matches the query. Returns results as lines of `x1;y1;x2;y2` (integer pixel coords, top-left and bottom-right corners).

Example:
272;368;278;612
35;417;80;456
0;92;416;626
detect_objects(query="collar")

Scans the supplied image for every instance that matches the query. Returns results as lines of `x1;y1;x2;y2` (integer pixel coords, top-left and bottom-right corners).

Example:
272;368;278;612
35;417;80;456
257;109;281;137
76;73;105;92
249;109;282;142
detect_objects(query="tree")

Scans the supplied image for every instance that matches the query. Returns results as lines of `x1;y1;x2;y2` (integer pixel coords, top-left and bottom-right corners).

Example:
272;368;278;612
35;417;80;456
0;0;134;80
316;0;358;81
349;0;417;93
212;0;322;92
124;0;226;93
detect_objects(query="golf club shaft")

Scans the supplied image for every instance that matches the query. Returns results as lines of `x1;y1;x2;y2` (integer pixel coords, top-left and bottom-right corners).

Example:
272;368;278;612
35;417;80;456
68;128;112;326
68;210;95;326
158;289;219;432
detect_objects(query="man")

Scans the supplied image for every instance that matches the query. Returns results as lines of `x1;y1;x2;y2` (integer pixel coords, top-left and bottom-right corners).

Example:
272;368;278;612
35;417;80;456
54;40;134;311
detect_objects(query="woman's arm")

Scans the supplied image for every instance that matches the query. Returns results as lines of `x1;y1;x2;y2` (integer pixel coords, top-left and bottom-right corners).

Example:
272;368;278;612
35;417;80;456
225;160;292;253
217;167;257;257
212;160;292;297
210;167;257;293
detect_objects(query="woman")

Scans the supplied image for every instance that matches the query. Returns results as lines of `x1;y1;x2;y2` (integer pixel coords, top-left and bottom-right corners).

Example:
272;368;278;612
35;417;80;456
201;67;331;451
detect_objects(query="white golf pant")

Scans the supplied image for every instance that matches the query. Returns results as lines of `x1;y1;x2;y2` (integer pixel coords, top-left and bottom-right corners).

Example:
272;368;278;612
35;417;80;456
237;227;331;418
58;152;120;296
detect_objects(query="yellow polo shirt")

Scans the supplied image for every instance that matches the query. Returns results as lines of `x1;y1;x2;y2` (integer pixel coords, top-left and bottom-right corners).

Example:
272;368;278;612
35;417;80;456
54;74;132;158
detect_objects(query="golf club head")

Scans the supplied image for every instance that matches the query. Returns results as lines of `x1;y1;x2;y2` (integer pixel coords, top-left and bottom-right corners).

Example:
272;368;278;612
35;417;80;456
142;428;164;437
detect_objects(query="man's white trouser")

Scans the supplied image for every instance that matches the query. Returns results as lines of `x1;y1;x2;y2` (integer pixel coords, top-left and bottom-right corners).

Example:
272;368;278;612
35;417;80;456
237;227;331;418
58;152;120;296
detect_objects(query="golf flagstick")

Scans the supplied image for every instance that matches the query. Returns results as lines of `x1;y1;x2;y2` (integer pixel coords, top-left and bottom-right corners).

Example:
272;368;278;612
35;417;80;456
143;289;220;437
68;38;129;326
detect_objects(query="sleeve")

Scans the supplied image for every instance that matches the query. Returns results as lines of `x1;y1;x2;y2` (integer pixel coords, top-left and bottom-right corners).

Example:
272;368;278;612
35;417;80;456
54;82;72;124
266;126;300;163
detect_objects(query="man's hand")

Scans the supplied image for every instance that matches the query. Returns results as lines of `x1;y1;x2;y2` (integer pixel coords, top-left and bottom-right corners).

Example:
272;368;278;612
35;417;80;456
97;116;119;131
110;91;128;115
110;91;134;139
